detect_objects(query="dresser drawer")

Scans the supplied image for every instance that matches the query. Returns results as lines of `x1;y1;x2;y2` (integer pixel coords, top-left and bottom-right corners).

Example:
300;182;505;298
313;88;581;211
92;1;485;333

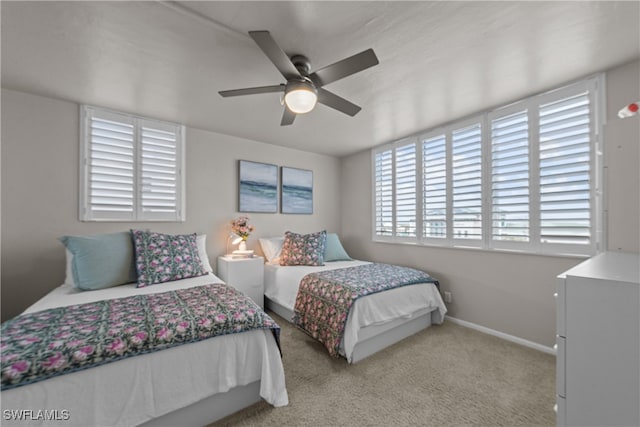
556;336;566;398
555;276;566;337
556;395;566;426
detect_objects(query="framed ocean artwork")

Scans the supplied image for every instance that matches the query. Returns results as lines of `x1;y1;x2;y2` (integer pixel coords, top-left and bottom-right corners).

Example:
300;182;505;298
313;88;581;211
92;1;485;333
281;167;313;214
238;160;278;213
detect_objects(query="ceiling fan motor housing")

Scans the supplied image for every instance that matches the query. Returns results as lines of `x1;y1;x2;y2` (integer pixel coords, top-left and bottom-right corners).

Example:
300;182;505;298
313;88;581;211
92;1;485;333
290;55;311;76
285;78;316;93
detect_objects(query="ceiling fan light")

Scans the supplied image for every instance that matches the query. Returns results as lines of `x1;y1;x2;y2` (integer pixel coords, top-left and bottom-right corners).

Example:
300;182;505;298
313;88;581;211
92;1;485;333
284;81;317;114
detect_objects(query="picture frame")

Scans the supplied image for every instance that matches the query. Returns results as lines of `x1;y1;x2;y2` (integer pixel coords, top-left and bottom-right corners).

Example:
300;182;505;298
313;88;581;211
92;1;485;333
238;160;278;213
281;166;313;214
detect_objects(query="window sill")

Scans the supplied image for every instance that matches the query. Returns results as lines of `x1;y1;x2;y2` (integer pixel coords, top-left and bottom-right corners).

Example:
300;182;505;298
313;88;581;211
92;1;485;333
371;238;593;259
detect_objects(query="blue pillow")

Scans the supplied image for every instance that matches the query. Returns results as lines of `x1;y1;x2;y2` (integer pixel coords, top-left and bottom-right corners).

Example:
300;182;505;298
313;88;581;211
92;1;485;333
324;233;352;262
59;232;137;291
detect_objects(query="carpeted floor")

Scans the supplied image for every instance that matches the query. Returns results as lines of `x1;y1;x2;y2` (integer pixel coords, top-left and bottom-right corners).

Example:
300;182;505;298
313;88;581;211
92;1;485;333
213;312;555;426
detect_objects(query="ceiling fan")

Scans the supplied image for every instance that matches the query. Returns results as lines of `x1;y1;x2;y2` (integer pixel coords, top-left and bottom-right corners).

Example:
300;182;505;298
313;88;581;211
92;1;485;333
219;31;379;126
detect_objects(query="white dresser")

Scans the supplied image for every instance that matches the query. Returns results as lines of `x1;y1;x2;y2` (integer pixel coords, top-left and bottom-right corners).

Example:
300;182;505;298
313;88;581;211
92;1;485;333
556;252;640;426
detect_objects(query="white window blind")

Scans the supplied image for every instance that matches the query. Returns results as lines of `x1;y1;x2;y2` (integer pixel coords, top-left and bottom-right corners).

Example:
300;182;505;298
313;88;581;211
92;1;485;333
374;149;393;237
538;92;592;246
86;113;135;218
81;106;185;222
422;134;447;239
140;122;180;219
451;123;482;240
491;110;530;243
395;143;417;237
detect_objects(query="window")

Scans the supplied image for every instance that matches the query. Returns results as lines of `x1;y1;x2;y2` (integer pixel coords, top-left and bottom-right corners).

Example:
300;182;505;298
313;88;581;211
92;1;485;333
395;142;417;237
422;134;447;239
490;108;530;246
372;76;603;256
373;140;417;239
374;148;393;236
80;106;185;222
451;122;483;242
538;92;592;248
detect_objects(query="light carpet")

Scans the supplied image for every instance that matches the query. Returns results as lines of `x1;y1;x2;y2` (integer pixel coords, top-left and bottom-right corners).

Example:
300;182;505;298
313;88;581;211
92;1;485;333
213;312;555;426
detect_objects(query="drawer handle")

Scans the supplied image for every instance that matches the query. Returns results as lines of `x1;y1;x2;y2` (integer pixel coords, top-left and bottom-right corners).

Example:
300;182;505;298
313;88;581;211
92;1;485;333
553;344;558;351
553;292;558;298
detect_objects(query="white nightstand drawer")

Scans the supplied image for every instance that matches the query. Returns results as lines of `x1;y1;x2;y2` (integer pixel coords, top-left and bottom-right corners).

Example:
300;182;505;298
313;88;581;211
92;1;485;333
244;286;264;309
217;256;265;309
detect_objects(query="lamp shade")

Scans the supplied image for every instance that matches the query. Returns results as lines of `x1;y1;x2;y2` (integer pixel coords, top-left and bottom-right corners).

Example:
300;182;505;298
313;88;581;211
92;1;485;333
226;232;243;256
229;232;243;245
284;80;318;114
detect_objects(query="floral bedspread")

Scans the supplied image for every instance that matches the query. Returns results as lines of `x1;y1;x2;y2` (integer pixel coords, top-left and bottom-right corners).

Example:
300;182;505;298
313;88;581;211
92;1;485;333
292;263;438;357
1;283;280;390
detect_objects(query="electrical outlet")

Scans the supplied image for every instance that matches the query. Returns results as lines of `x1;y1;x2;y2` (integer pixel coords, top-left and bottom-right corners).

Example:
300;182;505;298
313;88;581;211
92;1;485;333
444;291;452;303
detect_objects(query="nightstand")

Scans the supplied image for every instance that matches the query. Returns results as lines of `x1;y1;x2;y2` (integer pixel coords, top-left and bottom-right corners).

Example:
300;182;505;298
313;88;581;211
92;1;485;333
217;256;264;308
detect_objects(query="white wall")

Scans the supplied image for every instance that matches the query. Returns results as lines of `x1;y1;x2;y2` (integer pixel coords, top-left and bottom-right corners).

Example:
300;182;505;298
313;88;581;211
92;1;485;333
339;59;640;348
1;89;341;321
604;61;640;253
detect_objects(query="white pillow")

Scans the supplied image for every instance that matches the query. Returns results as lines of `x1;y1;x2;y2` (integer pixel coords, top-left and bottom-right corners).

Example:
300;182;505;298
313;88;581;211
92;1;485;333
259;236;285;264
63;233;213;286
197;234;213;273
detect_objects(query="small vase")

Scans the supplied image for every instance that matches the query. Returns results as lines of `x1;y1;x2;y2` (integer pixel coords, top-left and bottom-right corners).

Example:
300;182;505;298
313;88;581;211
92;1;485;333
238;240;247;251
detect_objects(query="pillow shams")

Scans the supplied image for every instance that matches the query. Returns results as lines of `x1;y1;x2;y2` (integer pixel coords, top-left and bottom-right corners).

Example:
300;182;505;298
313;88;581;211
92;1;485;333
280;230;327;266
59;232;137;291
132;230;207;287
324;233;352;262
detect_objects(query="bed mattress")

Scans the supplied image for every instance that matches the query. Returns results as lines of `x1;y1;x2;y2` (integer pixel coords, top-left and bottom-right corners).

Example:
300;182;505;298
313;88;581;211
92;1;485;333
1;273;288;426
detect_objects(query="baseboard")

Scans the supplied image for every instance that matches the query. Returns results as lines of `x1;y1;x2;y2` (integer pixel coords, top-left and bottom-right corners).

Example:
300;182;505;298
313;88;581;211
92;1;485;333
445;315;555;355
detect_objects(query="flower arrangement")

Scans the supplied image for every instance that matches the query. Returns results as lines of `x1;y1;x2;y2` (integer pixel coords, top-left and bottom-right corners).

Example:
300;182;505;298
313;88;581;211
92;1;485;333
231;216;254;241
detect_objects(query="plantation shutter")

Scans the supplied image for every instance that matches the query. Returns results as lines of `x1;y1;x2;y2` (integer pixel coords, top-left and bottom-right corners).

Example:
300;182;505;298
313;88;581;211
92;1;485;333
81;106;184;222
372;76;600;256
395;143;417;237
451;123;483;240
538;92;592;246
83;109;136;220
140;120;182;220
422;134;447;239
490;110;530;243
374;149;393;237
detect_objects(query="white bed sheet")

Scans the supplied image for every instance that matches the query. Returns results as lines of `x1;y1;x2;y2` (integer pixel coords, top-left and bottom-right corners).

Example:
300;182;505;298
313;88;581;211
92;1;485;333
2;273;288;426
264;260;447;361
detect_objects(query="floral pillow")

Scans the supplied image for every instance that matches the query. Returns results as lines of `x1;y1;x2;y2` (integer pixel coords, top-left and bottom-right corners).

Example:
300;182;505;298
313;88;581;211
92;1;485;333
131;230;207;287
279;230;327;266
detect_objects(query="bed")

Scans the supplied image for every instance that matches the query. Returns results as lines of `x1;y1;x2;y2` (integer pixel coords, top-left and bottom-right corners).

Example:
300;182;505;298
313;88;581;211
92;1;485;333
1;231;288;427
260;232;447;363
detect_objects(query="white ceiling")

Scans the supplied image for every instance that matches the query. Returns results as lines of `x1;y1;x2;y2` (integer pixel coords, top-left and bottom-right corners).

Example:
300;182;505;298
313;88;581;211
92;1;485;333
2;1;639;157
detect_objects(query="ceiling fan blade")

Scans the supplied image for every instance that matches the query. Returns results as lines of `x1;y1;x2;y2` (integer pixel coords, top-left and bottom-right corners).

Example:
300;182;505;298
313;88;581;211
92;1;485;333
281;107;296;126
317;88;362;116
249;31;300;80
218;85;284;97
309;49;379;87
